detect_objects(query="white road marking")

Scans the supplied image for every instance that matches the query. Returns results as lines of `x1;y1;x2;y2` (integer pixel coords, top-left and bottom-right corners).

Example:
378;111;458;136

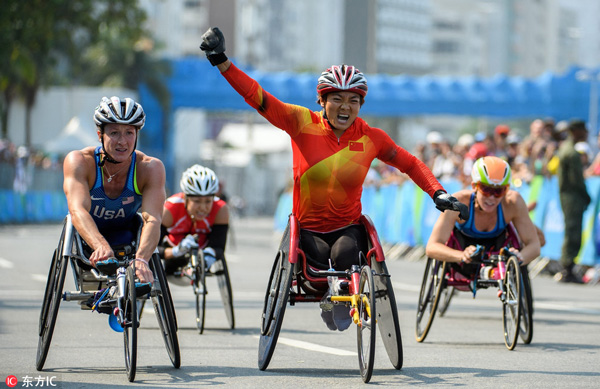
254;335;356;356
394;282;600;315
535;302;600;315
0;258;14;269
31;274;48;282
393;282;421;293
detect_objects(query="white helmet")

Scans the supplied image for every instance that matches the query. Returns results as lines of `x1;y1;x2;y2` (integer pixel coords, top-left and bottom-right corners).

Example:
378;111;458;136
93;96;146;130
180;165;219;196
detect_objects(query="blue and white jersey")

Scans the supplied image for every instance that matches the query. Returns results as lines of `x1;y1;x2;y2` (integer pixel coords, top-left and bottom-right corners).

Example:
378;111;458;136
89;146;143;245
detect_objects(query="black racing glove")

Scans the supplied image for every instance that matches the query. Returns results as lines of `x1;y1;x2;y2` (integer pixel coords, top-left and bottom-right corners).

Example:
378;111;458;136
200;27;228;66
433;190;469;221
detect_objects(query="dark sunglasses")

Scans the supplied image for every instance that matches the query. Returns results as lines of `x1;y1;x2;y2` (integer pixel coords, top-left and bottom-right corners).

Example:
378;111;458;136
477;183;508;198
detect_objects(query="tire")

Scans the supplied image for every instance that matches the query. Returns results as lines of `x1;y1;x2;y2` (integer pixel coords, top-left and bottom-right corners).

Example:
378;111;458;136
519;266;534;344
215;258;235;329
437;286;455;317
415;258;447;342
192;251;207;334
502;256;522;350
36;225;68;371
370;259;403;370
258;250;293;371
357;265;376;383
150;254;181;368
123;266;137;382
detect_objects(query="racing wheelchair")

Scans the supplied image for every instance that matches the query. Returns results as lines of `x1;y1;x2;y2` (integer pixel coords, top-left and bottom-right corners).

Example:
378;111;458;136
172;246;235;334
415;224;533;350
258;214;403;383
36;214;181;382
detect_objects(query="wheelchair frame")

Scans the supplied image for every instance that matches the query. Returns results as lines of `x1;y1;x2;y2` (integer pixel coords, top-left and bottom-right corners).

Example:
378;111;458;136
183;248;235;334
258;214;403;383
35;214;181;382
415;223;534;350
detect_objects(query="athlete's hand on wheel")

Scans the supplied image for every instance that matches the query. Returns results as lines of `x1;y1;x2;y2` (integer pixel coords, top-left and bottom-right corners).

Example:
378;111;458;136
171;234;199;257
200;27;227;65
134;259;153;284
434;191;469;221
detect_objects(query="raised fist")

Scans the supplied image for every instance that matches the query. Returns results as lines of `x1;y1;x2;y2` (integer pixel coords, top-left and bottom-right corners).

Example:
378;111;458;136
200;27;227;66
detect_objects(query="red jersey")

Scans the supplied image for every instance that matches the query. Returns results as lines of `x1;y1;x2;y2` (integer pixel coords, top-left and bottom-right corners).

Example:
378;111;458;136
222;63;443;232
164;192;227;248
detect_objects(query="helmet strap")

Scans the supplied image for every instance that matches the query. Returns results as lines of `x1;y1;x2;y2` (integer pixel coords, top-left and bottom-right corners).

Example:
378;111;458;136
96;145;120;166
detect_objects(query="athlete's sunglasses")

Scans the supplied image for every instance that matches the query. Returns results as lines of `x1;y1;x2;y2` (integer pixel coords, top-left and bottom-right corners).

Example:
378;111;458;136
477;183;508;198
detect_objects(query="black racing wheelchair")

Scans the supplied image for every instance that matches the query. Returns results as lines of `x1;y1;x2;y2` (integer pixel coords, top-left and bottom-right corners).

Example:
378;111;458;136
258;214;403;383
36;214;180;382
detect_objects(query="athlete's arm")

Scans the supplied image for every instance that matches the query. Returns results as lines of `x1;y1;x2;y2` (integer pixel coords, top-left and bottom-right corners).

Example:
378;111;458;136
507;192;540;265
63;148;113;265
158;205;178;260
425;190;475;263
136;154;166;283
207;203;230;256
216;59;231;73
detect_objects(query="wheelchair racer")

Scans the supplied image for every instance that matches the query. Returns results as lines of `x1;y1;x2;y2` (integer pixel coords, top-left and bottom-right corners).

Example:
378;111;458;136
158;165;229;281
63;96;166;284
200;27;467;331
425;156;541;278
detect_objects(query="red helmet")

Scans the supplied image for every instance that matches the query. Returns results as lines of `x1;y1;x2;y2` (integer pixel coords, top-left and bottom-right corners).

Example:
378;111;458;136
317;65;368;97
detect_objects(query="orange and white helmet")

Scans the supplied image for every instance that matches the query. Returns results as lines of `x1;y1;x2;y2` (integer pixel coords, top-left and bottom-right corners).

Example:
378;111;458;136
471;156;511;186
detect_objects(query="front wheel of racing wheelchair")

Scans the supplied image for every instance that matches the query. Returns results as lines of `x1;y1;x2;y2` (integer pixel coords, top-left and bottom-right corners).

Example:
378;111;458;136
189;248;235;335
258;214;403;382
35;214;180;381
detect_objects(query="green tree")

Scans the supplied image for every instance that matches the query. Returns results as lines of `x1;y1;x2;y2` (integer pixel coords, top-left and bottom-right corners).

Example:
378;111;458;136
0;0;100;144
0;0;170;146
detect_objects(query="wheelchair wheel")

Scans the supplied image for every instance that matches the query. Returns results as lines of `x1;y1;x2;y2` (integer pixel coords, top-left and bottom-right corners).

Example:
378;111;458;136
519;267;533;344
150;254;181;368
502;256;522;350
123;265;138;382
416;258;447;342
357;265;376;383
370;259;403;370
36;226;68;371
258;249;293;371
437;286;455;317
215;258;235;330
191;251;207;334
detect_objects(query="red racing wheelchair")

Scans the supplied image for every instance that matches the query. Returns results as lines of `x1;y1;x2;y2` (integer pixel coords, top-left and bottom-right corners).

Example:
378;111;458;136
258;214;403;383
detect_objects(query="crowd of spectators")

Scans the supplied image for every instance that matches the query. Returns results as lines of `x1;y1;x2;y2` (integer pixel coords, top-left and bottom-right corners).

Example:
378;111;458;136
0;139;63;192
365;118;600;191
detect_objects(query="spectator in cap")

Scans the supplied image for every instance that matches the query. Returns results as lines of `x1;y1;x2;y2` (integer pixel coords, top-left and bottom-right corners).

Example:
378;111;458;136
426;131;444;170
556;120;569;141
494;124;510;159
